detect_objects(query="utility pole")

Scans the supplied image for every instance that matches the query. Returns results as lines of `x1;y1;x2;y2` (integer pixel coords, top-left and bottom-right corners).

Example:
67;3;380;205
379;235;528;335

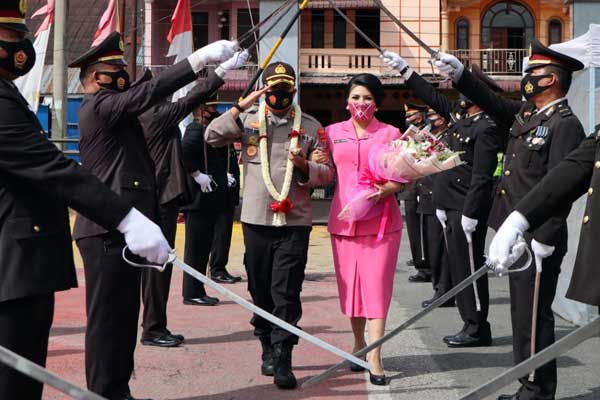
52;0;68;148
127;0;138;80
119;0;126;33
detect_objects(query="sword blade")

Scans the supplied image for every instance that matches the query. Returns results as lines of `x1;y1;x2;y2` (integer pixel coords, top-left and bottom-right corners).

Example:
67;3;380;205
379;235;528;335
372;0;438;57
171;257;371;371
302;265;491;388
0;345;106;400
467;240;481;312
460;317;600;400
325;0;383;53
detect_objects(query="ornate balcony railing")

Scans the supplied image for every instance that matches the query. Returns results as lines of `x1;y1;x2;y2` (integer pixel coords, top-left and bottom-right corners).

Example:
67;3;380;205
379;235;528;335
447;48;528;75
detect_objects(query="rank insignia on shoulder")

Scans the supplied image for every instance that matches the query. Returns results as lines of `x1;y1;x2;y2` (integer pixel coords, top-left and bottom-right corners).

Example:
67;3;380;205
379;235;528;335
545;106;555;117
558;107;573;117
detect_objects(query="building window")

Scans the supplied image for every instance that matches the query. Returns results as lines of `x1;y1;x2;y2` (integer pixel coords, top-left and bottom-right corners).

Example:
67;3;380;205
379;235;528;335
456;19;469;49
355;9;380;49
333;10;347;48
192;12;209;50
549;19;562;45
481;1;534;49
237;8;259;49
218;11;230;40
311;10;325;48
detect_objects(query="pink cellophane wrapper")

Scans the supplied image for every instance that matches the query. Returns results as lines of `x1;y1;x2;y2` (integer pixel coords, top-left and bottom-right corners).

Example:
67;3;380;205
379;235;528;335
337;137;462;223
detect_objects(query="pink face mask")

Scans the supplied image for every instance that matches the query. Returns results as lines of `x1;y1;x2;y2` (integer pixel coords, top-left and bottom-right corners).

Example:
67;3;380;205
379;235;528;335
349;102;376;122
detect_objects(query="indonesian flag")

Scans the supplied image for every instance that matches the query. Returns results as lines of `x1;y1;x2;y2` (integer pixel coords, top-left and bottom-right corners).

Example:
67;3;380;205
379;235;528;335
167;0;194;133
14;0;54;112
92;0;119;47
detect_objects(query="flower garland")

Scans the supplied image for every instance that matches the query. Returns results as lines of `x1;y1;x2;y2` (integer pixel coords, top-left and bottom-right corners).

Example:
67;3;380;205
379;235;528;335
258;101;302;226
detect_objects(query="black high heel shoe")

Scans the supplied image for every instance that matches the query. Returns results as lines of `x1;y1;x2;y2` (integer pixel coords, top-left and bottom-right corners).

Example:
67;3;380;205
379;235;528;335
349;361;365;372
369;371;387;386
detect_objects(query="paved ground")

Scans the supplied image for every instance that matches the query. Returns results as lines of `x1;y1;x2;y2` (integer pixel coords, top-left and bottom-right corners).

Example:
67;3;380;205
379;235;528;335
42;222;600;399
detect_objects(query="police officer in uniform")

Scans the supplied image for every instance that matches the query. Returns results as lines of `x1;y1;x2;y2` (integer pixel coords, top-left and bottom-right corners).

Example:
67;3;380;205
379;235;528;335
399;103;431;282
0;4;170;399
414;110;454;308
180;94;245;305
70;31;239;400
205;62;334;389
384;52;504;346
136;51;249;347
434;40;585;400
491;123;600;309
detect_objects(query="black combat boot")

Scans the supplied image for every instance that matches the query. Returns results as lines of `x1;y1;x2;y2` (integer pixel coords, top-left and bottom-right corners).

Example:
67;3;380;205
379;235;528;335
259;336;274;376
272;342;296;389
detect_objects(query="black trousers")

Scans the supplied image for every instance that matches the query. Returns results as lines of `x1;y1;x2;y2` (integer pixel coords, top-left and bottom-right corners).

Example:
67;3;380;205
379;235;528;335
404;199;428;273
510;234;566;400
0;294;54;400
242;223;311;345
209;207;235;275
445;210;490;335
183;210;219;298
141;200;178;339
422;213;451;296
77;234;141;400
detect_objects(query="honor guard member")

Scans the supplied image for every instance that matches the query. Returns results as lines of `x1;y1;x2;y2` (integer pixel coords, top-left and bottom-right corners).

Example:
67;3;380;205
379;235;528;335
434;40;585;400
491;124;600;307
414;110;454;308
0;3;170;399
180;92;243;305
383;52;504;346
399;103;432;282
69;31;239;400
205;62;334;389
136;50;249;348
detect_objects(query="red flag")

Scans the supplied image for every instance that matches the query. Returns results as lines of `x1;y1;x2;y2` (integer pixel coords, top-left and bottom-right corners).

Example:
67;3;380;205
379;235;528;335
167;0;192;45
92;0;119;47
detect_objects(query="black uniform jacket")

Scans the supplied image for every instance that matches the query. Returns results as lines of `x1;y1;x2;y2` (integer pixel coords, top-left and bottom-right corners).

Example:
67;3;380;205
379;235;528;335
516;126;600;305
406;72;502;220
139;71;224;207
455;69;585;245
73;61;197;240
181;120;240;212
0;79;131;303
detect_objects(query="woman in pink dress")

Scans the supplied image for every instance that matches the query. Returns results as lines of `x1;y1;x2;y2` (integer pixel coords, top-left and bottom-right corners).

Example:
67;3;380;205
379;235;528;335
324;74;404;385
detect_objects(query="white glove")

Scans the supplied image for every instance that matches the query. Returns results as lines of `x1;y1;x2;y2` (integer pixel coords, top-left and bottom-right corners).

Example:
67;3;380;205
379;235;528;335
492;240;528;276
436;209;447;228
433;52;465;82
117;208;171;265
192;171;213;193
187;40;240;73
380;51;409;75
216;50;251;78
461;215;478;236
227;173;237;187
489;211;530;271
531;239;555;259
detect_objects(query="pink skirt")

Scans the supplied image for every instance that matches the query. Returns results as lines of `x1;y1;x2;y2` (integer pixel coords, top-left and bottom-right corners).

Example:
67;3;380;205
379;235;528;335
331;232;401;319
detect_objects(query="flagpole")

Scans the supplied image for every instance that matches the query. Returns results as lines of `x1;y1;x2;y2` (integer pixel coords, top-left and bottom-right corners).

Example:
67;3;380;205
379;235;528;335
52;0;67;149
126;0;138;80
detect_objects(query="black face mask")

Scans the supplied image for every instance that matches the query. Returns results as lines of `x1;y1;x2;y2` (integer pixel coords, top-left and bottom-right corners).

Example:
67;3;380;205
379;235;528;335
206;111;220;123
458;94;473;110
426;118;444;135
0;38;36;78
521;74;553;101
265;89;295;110
96;69;131;92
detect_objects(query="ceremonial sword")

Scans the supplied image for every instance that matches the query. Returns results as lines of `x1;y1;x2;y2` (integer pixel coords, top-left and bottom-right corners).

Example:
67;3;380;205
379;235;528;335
324;0;383;53
236;0;296;45
240;0;310;100
122;248;371;371
244;0;297;52
465;232;482;312
529;253;543;381
460;317;600;400
0;345;106;400
302;243;533;388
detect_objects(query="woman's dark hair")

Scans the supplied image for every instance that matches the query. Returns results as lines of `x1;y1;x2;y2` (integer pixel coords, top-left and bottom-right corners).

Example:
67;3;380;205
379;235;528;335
347;73;384;107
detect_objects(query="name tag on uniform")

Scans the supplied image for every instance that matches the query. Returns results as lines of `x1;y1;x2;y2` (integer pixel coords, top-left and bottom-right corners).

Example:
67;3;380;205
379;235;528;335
334;138;348;144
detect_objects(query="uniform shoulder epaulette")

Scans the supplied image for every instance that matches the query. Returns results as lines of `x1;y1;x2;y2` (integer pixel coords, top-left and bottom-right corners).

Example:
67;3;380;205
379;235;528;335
482;114;496;127
557;103;573;118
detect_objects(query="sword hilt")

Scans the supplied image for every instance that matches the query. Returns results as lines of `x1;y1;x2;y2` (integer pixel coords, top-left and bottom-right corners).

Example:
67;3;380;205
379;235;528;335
485;239;533;277
121;246;176;272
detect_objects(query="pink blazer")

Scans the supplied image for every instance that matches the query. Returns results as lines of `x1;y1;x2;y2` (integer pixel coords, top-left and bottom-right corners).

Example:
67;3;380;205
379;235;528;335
326;118;403;237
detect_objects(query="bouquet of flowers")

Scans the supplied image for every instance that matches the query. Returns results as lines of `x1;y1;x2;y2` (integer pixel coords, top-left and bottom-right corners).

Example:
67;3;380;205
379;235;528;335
338;125;463;223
